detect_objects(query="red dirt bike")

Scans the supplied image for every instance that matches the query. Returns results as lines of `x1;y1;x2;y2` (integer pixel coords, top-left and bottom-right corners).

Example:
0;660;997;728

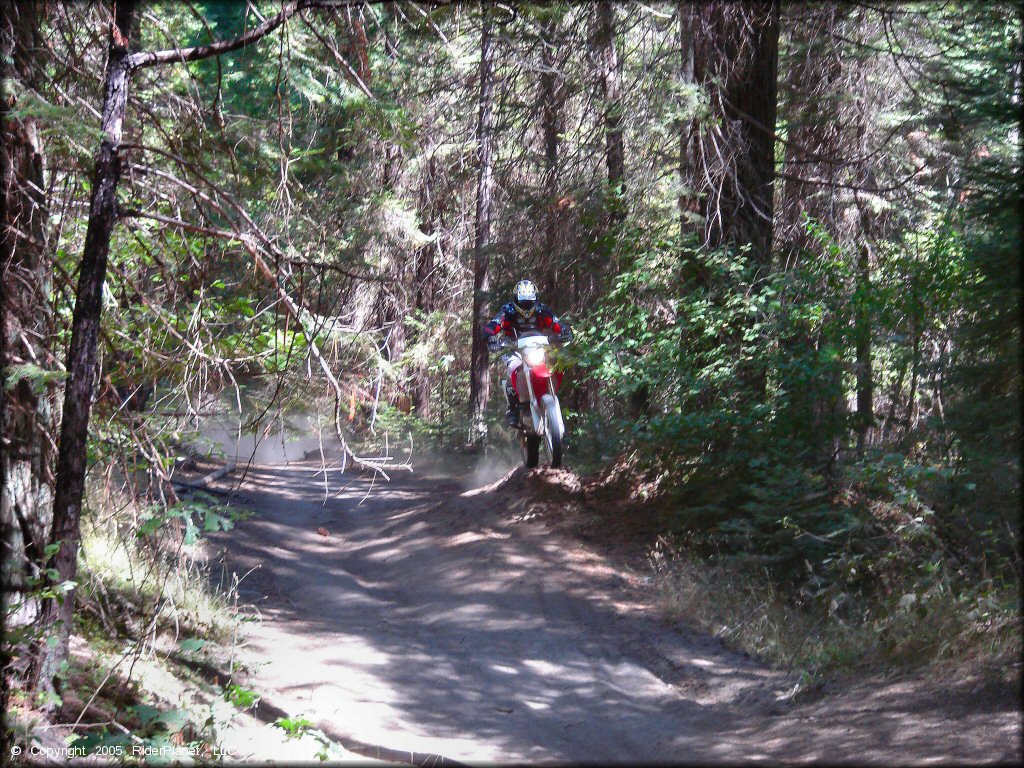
490;329;568;468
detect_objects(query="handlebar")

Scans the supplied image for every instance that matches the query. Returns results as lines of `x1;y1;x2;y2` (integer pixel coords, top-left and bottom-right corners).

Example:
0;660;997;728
486;332;572;353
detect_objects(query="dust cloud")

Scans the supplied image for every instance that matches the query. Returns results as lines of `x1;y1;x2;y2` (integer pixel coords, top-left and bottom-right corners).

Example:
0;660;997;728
188;412;340;466
459;445;521;491
186;403;526;491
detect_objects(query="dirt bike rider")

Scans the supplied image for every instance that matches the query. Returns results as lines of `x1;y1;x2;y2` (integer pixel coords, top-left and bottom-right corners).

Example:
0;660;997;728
481;279;572;427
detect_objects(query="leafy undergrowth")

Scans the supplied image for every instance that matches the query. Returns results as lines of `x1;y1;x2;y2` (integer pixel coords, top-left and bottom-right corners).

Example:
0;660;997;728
7;484;349;763
551;454;1022;689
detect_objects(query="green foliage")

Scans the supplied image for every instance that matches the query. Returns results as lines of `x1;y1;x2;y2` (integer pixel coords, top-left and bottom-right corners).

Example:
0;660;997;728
273;715;315;739
178;637;208;655
272;715;343;761
4;542;76;656
75;485;247;646
224;684;261;711
655;536;1020;681
577;174;1018;658
137;496;236;547
68;702;213;760
67;699;202;758
2;363;67;394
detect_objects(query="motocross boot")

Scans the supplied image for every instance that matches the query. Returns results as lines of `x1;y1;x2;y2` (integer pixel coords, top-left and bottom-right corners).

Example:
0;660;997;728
505;384;520;427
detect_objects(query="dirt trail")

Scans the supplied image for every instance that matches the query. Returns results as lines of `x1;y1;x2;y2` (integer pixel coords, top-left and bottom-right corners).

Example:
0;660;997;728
203;459;1021;764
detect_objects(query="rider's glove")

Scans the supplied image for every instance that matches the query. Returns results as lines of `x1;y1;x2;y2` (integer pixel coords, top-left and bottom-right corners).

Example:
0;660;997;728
487;335;502;352
560;326;573;343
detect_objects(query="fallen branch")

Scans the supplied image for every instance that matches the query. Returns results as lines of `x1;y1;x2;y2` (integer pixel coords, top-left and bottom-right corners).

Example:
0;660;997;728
171;462;237;491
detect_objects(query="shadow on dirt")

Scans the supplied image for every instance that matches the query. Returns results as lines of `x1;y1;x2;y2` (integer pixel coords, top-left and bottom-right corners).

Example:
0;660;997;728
202;461;1021;764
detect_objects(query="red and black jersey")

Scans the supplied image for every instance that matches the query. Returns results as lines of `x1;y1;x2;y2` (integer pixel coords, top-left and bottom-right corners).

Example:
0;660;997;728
481;301;565;339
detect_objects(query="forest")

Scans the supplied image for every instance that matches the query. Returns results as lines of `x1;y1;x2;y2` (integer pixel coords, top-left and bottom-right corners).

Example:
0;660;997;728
2;0;1021;761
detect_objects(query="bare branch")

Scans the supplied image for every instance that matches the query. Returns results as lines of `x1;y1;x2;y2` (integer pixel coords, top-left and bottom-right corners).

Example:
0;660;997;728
118;207;412;477
128;1;304;70
127;0;459;70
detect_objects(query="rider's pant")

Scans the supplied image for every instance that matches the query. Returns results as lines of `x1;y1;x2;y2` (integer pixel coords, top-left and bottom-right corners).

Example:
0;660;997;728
502;352;522;399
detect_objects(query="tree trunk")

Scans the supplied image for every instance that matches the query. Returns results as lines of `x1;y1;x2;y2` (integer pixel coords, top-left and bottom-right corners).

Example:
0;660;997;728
1;0;56;730
468;0;495;441
412;156;437;421
595;2;635;411
695;1;779;263
377;278;405;413
906;281;920;438
777;2;845;261
776;2;849;471
539;16;561;297
690;1;779;398
677;1;710;294
31;0;136;708
411;238;434;421
1;0;54;602
677;1;697;241
852;29;877;458
596;0;625;228
854;243;874;457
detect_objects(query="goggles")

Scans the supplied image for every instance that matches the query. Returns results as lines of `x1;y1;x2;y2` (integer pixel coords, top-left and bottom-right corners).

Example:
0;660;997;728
514;299;537;318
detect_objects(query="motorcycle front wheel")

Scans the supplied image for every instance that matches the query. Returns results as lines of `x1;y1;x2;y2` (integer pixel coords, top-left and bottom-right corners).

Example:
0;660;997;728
540;403;565;468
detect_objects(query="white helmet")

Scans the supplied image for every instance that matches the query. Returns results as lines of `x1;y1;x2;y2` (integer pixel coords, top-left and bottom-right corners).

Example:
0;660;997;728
513;279;538;318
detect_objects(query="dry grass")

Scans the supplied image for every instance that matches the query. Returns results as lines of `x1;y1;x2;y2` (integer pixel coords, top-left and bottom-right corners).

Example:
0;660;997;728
649;537;1022;685
6;484;268;756
76;485;243;646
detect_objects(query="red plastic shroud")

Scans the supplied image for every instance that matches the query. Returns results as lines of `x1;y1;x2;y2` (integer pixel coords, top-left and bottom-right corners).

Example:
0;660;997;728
511;364;563;399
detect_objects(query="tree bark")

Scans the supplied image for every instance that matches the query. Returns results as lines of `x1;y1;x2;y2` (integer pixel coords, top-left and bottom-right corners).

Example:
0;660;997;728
468;1;495;441
677;1;697;241
854;240;874;456
409;149;439;421
676;1;710;294
19;0;345;712
1;0;56;731
852;23;877;458
31;0;136;708
689;1;779;399
411;241;434;420
539;16;561;297
376;278;405;412
695;1;779;263
411;154;437;421
777;2;846;260
1;0;54;597
776;2;849;471
596;0;625;227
